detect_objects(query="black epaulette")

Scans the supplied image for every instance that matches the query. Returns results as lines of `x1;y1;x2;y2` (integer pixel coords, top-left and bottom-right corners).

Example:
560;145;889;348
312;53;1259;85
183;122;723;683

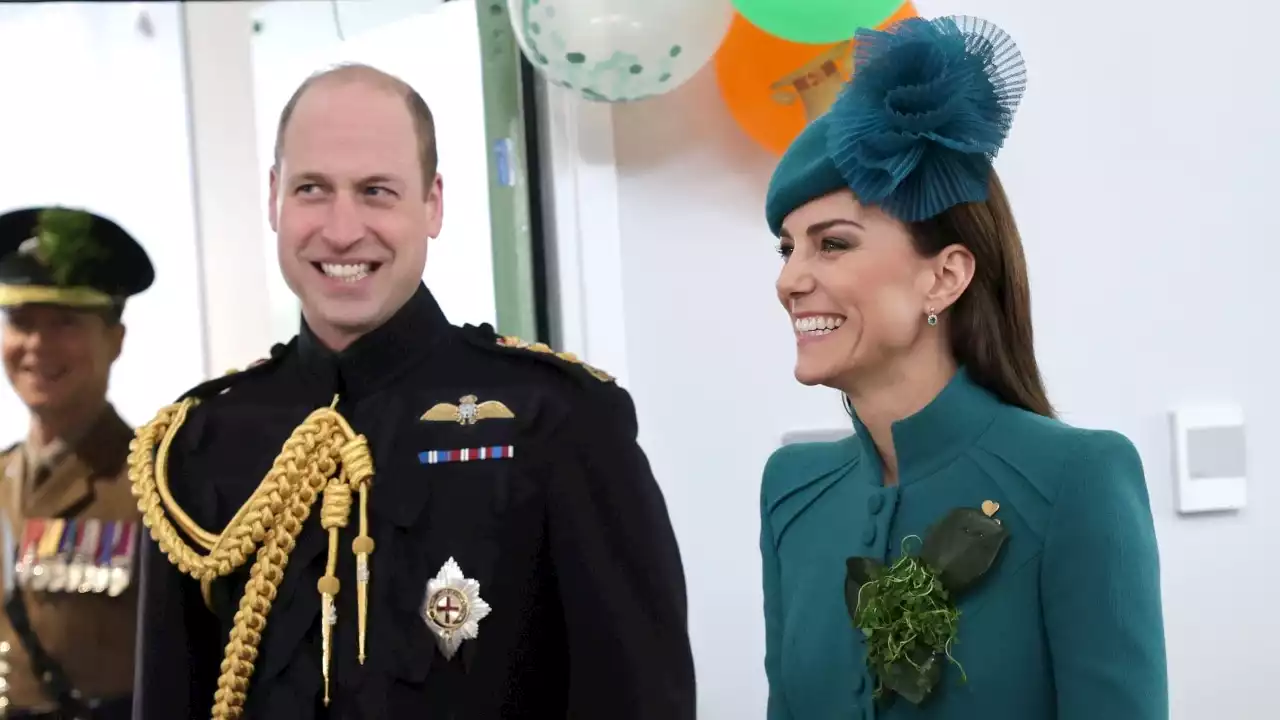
460;323;616;385
176;340;293;403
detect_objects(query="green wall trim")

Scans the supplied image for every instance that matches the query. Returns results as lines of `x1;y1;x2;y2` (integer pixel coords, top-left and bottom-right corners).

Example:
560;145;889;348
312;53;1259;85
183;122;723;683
475;1;537;339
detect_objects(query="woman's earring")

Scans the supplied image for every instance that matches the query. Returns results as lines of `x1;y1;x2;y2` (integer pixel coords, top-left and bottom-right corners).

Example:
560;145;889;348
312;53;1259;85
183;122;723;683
926;308;938;326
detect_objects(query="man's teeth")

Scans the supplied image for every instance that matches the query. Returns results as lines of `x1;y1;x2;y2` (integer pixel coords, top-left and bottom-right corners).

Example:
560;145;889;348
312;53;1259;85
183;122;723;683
321;263;371;282
794;315;845;335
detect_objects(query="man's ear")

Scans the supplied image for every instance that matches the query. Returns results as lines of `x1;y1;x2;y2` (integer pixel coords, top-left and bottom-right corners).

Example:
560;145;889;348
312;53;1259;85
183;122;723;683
268;165;281;233
107;321;125;363
425;172;444;239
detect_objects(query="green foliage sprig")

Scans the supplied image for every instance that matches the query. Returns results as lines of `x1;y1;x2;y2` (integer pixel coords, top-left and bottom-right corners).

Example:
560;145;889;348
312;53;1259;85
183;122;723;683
32;208;108;286
845;505;1009;706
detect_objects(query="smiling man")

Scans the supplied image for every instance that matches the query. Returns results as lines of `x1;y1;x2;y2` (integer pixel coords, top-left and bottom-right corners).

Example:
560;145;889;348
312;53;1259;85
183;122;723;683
270;67;441;353
0;206;154;720
132;64;695;720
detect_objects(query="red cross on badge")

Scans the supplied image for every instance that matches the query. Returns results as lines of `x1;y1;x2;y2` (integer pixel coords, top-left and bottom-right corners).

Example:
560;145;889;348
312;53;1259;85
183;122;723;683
431;589;468;629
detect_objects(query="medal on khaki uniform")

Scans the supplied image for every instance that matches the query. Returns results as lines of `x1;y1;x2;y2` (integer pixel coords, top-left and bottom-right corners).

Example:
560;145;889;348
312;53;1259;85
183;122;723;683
89;521;117;594
69;519;101;593
29;518;64;592
14;519;43;590
2;515;15;601
44;519;77;593
107;521;136;597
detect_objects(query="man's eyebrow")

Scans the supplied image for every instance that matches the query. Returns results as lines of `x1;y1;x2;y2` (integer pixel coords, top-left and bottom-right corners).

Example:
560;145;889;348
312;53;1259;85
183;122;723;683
288;171;330;185
360;174;406;186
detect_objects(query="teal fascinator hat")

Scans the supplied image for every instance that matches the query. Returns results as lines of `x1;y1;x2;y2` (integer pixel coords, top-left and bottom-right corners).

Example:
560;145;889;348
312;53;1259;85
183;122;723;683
765;15;1027;235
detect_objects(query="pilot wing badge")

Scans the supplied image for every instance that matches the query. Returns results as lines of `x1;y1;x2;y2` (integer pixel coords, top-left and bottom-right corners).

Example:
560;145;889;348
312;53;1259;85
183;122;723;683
420;394;515;426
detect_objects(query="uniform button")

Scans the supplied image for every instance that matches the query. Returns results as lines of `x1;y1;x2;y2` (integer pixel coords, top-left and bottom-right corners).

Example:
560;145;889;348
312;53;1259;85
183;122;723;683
867;493;885;514
861;525;877;546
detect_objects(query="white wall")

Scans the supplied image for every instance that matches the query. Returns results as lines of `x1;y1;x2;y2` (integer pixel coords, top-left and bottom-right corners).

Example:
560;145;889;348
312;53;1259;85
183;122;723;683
599;0;1275;717
0;3;207;437
183;1;276;374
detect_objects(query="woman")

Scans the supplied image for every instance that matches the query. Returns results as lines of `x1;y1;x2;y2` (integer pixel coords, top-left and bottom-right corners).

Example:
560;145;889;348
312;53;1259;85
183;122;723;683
759;15;1167;720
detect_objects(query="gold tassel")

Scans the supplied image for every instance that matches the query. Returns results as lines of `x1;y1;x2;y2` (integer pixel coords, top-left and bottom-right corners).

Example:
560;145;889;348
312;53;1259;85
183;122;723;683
318;480;352;705
340;439;376;664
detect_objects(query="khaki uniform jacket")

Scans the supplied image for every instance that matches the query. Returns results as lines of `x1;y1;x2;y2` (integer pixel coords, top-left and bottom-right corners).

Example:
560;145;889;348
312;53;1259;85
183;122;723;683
0;406;139;711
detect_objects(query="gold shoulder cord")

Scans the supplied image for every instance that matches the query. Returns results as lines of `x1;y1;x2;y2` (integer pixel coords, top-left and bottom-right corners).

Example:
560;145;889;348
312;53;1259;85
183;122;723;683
129;395;376;719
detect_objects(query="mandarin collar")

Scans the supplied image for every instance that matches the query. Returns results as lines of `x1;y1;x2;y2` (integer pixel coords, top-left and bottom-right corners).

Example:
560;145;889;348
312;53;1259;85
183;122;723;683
848;367;1002;485
296;283;451;399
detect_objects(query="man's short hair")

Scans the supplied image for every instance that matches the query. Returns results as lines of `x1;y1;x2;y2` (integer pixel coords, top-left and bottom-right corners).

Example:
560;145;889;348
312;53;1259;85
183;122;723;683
272;63;439;188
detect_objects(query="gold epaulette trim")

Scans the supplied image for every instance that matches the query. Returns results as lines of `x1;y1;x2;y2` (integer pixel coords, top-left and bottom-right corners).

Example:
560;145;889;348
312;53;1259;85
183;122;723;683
222;356;269;377
495;335;615;383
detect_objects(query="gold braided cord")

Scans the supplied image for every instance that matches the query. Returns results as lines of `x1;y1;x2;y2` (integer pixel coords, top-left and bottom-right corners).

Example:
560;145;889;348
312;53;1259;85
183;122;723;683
318;479;351;704
129;395;375;720
151;399;221;550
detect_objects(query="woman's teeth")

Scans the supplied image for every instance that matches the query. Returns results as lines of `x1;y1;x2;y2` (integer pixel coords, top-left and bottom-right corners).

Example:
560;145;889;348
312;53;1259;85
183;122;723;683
794;315;845;336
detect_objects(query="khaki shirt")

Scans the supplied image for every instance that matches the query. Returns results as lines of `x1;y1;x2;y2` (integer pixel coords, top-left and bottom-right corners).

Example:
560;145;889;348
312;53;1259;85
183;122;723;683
0;406;139;711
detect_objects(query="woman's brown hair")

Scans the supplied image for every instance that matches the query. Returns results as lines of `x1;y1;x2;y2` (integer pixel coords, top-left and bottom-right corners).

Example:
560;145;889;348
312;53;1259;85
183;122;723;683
909;170;1055;418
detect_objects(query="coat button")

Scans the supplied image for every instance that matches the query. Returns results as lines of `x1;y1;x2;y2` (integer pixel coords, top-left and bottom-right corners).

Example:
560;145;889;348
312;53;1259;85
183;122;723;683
861;525;877;546
867;493;885;514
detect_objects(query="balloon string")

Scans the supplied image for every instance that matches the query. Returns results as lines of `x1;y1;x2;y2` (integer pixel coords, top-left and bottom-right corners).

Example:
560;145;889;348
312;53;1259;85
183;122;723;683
330;0;346;41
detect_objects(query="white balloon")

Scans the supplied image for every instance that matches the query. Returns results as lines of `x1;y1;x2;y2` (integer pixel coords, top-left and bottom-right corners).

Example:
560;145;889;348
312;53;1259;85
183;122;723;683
507;0;733;102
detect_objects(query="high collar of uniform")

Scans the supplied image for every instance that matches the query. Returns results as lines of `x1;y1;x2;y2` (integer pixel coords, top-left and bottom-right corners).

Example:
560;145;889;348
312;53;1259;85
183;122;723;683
848;367;1002;485
297;283;451;399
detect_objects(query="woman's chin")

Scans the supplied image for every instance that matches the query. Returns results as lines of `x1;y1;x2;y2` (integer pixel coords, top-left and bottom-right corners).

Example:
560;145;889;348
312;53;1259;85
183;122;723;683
793;362;841;388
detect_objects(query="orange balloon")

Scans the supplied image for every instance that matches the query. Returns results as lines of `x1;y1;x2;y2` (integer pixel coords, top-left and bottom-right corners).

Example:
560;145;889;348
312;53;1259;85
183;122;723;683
715;2;918;156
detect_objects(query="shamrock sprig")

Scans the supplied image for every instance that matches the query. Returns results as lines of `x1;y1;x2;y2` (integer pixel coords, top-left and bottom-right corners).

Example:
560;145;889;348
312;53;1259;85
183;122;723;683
845;503;1009;705
33;208;108;286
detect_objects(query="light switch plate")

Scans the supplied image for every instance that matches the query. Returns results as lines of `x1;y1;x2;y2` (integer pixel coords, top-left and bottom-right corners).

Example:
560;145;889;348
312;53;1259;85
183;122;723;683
1170;404;1247;514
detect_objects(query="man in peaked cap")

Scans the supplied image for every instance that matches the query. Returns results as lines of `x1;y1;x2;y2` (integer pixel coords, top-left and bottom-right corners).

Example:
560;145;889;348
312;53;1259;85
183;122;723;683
0;206;153;720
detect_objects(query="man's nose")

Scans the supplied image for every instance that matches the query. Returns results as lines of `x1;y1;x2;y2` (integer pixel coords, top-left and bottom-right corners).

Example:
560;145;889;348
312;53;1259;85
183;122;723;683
321;192;366;249
21;329;45;353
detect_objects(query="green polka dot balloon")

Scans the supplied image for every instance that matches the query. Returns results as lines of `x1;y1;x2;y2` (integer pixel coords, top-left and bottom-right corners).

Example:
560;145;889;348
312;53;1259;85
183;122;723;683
507;0;733;102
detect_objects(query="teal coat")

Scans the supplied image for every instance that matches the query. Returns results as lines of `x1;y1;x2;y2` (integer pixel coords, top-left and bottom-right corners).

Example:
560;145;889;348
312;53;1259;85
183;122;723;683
760;370;1168;719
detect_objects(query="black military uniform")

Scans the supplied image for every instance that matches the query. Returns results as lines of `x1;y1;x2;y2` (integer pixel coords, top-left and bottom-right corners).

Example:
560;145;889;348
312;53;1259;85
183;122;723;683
0;206;155;720
133;284;696;719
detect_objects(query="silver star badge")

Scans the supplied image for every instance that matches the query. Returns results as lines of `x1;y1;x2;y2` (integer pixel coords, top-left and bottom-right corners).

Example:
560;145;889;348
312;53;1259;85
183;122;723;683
421;557;491;660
